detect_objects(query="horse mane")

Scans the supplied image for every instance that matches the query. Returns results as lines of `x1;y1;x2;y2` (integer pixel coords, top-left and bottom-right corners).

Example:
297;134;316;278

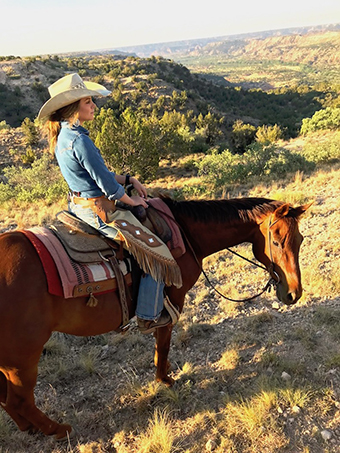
161;196;285;225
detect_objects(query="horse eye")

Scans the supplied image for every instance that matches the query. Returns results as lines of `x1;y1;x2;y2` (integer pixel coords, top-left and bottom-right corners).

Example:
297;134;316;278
273;240;280;247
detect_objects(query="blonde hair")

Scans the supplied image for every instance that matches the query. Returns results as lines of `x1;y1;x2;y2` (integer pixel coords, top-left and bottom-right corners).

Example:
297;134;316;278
43;100;80;154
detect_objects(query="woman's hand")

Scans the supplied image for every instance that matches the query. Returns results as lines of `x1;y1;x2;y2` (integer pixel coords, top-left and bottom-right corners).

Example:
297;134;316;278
130;195;148;208
130;177;148;199
119;193;148;208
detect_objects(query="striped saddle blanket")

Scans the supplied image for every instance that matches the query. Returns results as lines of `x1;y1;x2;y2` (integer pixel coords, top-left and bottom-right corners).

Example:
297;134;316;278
22;227;131;299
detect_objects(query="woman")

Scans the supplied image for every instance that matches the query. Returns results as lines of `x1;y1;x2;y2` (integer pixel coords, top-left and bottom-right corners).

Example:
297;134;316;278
38;73;173;333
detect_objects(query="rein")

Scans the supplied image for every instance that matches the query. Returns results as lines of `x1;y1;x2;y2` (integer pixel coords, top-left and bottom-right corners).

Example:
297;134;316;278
186;232;279;304
202;215;281;303
151;202;280;303
204;214;281;302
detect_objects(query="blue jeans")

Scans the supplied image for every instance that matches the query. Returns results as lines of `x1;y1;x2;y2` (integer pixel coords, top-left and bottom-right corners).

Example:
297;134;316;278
68;201;165;320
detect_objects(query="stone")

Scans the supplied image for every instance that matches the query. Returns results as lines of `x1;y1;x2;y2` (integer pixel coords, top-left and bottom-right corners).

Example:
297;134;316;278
321;429;332;441
205;439;217;451
292;405;301;414
281;371;291;381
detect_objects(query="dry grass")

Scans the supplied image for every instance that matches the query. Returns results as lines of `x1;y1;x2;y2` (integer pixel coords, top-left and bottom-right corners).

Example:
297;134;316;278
0;139;340;452
0;199;66;232
137;409;179;453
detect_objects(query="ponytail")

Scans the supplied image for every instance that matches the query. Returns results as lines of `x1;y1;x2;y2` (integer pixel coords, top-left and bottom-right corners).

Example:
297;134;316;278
42;100;81;154
44;115;61;155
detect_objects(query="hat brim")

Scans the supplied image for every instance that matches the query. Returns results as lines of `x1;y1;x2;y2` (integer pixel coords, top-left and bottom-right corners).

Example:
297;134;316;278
37;81;111;120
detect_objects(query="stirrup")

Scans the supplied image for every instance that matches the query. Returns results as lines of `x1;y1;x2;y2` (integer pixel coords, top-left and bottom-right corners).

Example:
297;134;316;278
137;311;172;334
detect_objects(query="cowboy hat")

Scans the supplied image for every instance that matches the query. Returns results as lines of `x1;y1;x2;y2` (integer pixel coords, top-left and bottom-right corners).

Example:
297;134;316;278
37;73;111;120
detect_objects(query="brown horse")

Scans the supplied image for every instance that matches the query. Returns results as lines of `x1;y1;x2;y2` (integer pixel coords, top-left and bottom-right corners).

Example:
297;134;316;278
0;197;310;439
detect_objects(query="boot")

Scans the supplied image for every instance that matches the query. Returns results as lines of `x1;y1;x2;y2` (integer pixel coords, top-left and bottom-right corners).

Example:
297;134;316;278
137;311;171;334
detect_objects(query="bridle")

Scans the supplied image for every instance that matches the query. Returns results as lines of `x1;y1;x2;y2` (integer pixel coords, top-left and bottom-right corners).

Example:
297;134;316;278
187;214;281;303
143;200;282;304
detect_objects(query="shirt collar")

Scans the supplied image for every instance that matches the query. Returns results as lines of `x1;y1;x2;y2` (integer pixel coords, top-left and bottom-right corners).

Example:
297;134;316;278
60;121;89;135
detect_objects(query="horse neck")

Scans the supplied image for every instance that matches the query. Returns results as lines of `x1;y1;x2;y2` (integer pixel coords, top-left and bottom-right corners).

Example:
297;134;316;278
165;198;278;261
178;216;258;261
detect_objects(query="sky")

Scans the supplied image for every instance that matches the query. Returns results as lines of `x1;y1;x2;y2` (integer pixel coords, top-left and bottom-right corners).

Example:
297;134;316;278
1;0;340;57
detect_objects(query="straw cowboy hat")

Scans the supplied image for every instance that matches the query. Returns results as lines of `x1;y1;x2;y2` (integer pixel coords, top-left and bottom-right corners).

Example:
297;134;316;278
38;73;111;120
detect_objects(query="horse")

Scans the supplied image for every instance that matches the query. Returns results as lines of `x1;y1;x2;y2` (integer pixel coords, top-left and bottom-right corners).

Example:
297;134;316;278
0;197;310;439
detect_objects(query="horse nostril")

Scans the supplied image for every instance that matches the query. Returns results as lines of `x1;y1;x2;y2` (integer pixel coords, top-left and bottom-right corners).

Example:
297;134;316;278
286;292;295;304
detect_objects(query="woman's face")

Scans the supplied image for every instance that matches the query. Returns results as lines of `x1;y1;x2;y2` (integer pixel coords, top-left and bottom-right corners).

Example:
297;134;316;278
78;97;96;124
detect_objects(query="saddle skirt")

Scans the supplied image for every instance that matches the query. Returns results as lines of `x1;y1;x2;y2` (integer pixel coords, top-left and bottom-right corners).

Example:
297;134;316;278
22;227;131;299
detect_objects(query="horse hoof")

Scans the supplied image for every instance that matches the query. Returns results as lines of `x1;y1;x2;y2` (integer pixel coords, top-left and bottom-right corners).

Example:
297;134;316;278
55;424;74;441
157;376;175;387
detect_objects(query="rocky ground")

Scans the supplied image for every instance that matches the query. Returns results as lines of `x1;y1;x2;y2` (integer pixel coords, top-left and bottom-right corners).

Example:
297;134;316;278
0;131;339;452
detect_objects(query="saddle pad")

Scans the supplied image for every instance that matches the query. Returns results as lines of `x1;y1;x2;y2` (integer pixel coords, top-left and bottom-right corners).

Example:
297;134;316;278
23;230;63;297
23;227;129;299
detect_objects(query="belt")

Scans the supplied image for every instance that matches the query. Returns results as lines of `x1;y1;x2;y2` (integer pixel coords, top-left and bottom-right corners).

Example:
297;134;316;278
69;195;116;224
70;194;105;207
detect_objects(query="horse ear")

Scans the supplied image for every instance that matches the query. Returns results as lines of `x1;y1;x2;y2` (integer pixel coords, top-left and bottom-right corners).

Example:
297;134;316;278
291;202;313;219
272;203;290;222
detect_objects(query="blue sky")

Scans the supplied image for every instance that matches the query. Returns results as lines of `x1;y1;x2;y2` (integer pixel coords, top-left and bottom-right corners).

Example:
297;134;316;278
1;0;340;56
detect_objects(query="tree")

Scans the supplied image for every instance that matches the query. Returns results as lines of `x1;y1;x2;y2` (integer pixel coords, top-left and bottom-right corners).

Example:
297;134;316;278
169;90;187;110
159;111;194;158
195;112;224;145
93;108;160;181
256;124;283;144
21;117;39;145
230;120;256;153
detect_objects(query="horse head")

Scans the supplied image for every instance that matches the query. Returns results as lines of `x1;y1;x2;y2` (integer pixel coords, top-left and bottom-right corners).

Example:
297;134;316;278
253;202;312;305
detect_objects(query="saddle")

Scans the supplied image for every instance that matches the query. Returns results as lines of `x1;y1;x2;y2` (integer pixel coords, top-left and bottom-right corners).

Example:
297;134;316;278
53;207;173;263
49;206;172;324
49;208;173;330
51;211;118;263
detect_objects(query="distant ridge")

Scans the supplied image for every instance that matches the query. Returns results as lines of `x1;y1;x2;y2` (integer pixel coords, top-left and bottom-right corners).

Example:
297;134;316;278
111;23;340;58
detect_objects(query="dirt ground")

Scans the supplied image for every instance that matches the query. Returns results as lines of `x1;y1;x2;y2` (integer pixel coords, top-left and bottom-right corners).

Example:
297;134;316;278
0;138;339;452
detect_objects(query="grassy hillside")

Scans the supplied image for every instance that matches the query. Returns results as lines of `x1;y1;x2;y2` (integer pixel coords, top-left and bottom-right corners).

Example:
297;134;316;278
177;31;340;89
0;142;339;452
0;53;336;142
0;31;339;450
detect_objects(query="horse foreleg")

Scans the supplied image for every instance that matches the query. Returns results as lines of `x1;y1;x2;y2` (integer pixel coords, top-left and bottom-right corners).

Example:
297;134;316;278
0;370;36;432
2;367;72;439
153;325;174;387
0;371;6;402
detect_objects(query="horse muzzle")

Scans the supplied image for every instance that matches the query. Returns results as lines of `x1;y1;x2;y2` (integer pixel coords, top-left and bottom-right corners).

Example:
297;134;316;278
276;283;302;305
268;265;302;305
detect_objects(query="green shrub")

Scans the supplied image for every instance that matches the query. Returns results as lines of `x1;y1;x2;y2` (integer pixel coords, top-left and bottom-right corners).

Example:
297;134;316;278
21;147;36;164
92;108;160;181
300;107;340;135
196;143;315;189
0;120;10;131
21;117;39;145
302;132;340;163
89;106;197;181
0;183;13;203
195;112;224;146
0;154;67;204
196;149;248;186
230;120;256;153
256;124;283;144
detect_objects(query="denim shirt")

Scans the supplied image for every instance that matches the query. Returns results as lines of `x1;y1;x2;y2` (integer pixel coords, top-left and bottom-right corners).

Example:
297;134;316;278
55;121;125;200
